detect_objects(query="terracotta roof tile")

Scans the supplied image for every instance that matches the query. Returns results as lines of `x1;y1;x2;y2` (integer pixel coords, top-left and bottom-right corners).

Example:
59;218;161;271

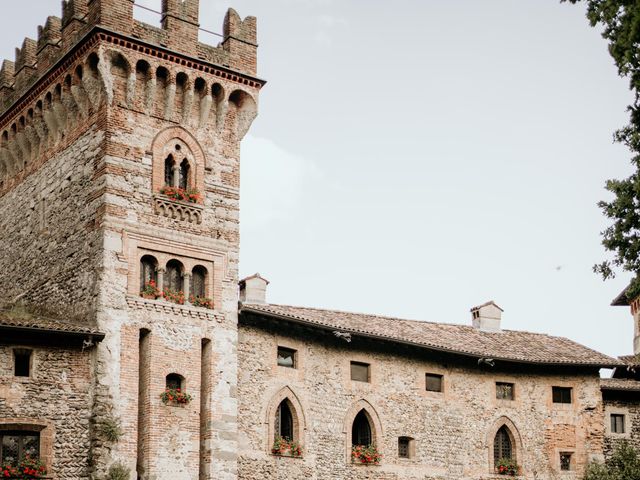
0;309;103;336
241;303;620;367
619;354;640;366
601;378;640;391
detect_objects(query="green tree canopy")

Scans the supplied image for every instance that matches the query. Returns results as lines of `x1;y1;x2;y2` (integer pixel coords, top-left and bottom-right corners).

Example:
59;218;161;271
584;441;640;480
564;0;640;299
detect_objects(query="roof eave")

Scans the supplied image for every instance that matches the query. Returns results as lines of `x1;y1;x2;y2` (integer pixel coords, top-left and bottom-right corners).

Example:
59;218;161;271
0;324;105;342
239;304;620;369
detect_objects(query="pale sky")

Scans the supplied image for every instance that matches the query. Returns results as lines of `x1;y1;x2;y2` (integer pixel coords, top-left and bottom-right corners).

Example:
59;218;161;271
0;1;634;362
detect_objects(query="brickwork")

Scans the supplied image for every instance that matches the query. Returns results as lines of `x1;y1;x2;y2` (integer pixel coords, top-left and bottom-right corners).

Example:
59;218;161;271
237;320;606;480
0;1;261;479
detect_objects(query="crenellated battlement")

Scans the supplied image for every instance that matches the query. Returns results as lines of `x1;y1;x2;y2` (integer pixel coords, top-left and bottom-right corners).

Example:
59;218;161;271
0;0;258;117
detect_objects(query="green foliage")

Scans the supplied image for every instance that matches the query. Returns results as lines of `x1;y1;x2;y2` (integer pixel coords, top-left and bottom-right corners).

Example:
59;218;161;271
99;416;123;443
107;462;130;480
583;441;640;480
563;0;640;298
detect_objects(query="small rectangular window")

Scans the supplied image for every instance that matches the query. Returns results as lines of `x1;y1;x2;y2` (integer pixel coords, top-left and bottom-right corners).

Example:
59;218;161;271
350;361;370;382
277;347;296;368
14;349;32;377
496;382;514;400
611;414;625;434
560;452;572;471
398;437;413;459
552;386;572;404
425;373;443;392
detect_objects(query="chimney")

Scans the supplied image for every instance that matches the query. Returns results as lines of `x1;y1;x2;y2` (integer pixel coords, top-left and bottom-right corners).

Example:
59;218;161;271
471;301;503;333
239;273;269;304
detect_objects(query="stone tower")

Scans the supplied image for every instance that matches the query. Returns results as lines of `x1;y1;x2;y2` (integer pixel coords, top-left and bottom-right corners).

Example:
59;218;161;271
0;1;263;478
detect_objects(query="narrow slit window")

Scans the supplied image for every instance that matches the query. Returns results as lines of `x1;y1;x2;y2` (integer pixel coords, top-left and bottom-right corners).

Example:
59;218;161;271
425;373;443;392
277;347;296;368
552;387;572;404
560;452;572;471
398;437;413;459
611;414;625;434
496;382;514;400
350;362;370;383
14;349;32;377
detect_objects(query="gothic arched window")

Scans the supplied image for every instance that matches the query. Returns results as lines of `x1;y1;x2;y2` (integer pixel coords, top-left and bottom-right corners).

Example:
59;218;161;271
165;260;184;292
140;255;158;292
191;265;207;298
494;425;513;465
352;409;372;447
164;155;175;187
179;159;190;190
275;400;294;441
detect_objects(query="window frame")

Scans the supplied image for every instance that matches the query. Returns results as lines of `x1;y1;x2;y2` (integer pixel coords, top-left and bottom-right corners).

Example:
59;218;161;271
350;361;370;383
611;413;625;434
397;436;414;460
277;347;297;369
559;452;573;471
425;373;444;393
13;349;32;378
552;386;572;404
0;430;40;467
496;382;515;401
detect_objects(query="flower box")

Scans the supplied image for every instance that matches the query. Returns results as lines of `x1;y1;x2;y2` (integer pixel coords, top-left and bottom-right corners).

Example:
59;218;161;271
163;289;185;305
271;436;303;458
351;445;382;465
2;456;47;478
160;186;201;203
140;280;160;299
495;458;519;476
160;387;192;405
190;295;214;309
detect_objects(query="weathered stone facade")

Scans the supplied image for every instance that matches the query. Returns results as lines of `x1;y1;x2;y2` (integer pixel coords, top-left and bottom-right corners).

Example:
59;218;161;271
0;2;632;480
0;1;261;479
237;304;608;480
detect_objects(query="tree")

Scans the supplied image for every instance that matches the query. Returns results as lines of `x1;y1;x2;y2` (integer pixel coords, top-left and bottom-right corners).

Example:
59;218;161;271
583;442;640;480
563;0;640;299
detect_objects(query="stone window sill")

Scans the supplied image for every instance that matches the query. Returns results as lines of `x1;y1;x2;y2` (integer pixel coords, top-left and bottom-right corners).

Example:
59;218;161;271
271;453;304;460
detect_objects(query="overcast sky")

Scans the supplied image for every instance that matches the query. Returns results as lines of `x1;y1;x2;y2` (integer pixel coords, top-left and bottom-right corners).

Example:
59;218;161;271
0;1;634;362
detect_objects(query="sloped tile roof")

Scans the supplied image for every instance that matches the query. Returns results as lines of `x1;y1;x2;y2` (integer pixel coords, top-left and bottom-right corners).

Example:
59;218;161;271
241;303;620;367
0;309;103;337
601;378;640;391
619;354;640;366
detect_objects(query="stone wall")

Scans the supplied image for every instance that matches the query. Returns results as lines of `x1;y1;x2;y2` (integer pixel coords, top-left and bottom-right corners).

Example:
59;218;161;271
237;319;605;480
602;391;640;459
0;345;94;479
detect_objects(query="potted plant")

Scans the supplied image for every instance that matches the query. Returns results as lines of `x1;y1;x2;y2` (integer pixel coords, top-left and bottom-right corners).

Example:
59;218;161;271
190;295;214;309
271;436;302;457
140;280;160;299
2;456;47;478
496;458;519;476
160;387;193;405
351;444;382;465
160;186;201;203
163;289;185;305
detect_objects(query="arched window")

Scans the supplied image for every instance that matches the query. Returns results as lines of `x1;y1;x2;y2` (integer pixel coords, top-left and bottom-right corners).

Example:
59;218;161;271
275;400;294;441
179;159;190;190
165;260;183;292
191;266;207;298
352;410;372;447
494;425;513;465
140;255;158;292
164;155;175;187
166;373;184;390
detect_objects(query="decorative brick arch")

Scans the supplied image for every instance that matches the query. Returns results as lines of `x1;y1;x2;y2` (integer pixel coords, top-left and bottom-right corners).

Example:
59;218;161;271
264;386;306;452
151;126;206;200
0;418;55;474
343;399;383;462
486;416;523;473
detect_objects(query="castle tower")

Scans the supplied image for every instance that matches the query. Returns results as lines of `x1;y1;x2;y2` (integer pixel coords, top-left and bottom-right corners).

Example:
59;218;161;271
0;1;263;478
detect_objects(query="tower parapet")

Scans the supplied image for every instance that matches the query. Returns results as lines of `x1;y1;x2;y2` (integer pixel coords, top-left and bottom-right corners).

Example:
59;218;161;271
0;0;258;118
